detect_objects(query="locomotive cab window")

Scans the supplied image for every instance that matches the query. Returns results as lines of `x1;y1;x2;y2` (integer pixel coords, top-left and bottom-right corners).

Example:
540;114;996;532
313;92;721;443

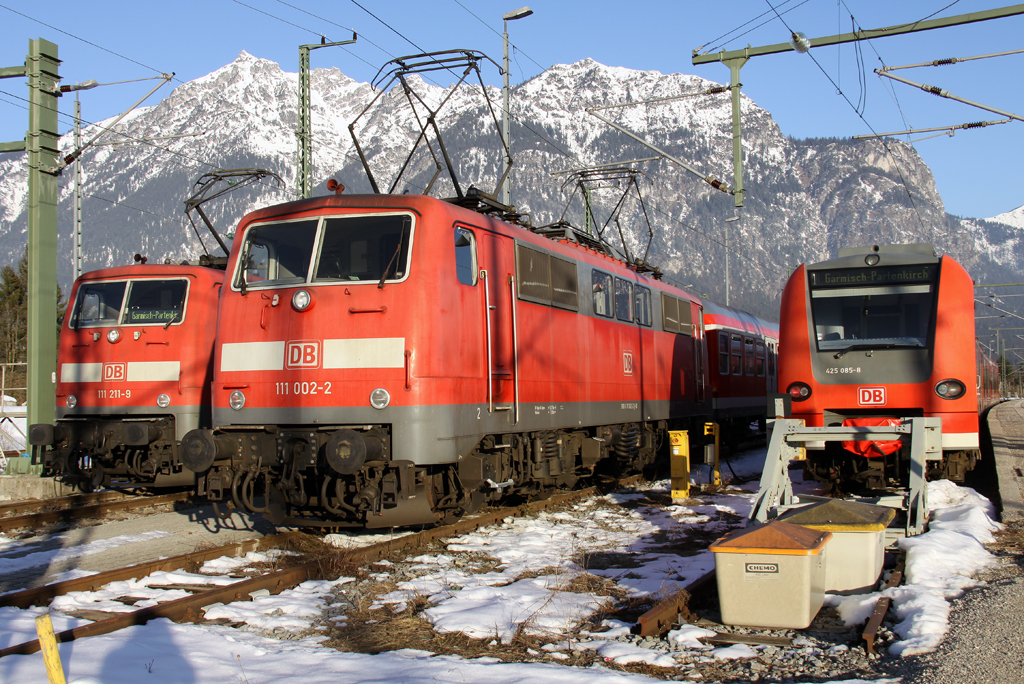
316;215;412;283
236;219;318;289
808;265;936;352
454;227;477;286
593;271;613;317
71;281;126;328
615;278;633;322
121;279;188;326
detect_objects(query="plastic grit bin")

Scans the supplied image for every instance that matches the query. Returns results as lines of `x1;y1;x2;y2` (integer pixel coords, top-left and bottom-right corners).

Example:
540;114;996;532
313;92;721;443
780;499;896;594
709;520;831;629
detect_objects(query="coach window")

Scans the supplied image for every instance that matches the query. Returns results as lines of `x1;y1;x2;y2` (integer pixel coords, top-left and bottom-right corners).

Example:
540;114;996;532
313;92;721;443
634;286;652;326
744;337;756;376
615;278;633;322
718;333;729;375
593;271;613;317
454;227;477;285
755;340;766;377
731;334;743;376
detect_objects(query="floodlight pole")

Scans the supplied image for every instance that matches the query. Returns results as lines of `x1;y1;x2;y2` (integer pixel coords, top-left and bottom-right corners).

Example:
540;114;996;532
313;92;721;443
501;7;533;206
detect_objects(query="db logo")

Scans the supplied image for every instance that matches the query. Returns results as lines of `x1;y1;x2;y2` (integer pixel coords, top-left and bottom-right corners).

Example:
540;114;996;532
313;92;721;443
285;340;321;369
858;387;886;406
623;351;634;376
103;363;126;381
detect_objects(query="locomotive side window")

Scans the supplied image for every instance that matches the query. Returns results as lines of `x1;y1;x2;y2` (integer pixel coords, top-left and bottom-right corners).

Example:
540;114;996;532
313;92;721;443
236;219;318;289
808;265;936;352
593;271;613;317
316;215;412;283
755;339;766;377
662;293;679;332
634;286;652;326
615;278;633;322
454;227;477;286
731;334;743;375
71;281;127;328
718;333;729;375
122;279;188;326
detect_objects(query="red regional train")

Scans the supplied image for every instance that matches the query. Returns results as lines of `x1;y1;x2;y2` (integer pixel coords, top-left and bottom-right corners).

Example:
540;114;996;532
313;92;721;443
178;192;777;527
29;264;223;489
777;243;992;491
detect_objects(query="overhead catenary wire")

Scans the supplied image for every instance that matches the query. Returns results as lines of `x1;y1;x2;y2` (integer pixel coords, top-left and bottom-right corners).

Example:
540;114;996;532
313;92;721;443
1;2;783;287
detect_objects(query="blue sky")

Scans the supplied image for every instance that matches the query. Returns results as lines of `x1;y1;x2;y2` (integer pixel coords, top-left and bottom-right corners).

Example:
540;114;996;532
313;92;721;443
1;0;1022;219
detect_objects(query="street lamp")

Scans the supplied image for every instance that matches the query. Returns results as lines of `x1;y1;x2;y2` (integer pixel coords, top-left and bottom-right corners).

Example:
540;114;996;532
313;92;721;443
60;80;98;280
500;6;533;206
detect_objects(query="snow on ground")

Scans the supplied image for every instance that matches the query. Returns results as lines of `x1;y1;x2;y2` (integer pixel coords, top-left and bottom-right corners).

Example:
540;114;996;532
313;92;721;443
0;450;1001;682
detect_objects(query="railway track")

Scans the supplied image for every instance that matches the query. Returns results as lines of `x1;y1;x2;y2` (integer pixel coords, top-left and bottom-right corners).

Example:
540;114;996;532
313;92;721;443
0;490;193;533
0;478;640;658
0;489;141;518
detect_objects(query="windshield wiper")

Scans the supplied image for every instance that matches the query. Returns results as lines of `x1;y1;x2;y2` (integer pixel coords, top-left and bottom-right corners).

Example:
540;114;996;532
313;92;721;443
378;240;403;290
833;342;923;359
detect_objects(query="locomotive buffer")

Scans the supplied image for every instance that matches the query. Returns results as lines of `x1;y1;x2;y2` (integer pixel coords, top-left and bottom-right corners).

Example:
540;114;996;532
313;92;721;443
751;396;942;537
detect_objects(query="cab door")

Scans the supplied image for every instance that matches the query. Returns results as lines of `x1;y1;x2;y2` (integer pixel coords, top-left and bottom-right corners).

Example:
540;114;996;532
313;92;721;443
477;232;516;417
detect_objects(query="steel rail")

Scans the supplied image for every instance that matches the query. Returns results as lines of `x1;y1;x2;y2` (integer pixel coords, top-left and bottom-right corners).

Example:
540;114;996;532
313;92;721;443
863;554;906;654
0;532;302;610
0;478;641;658
0;491;192;533
0;489;137;518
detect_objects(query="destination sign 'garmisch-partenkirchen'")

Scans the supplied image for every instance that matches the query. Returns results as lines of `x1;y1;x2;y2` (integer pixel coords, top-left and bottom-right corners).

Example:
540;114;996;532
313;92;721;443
810;264;937;288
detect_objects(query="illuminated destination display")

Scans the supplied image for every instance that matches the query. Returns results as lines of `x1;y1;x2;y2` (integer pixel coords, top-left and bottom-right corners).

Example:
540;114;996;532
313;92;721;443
809;264;937;288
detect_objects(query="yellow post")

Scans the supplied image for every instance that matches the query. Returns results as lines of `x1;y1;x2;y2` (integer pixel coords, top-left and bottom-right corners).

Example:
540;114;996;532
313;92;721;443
704;423;721;486
669;430;690;502
34;613;67;684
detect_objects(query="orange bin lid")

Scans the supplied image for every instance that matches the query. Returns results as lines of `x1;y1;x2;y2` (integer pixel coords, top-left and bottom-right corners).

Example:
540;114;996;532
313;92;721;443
709;520;832;556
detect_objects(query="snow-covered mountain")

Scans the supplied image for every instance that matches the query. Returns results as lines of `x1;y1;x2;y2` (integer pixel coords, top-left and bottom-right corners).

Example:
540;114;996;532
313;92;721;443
988;205;1024;230
0;52;1021;321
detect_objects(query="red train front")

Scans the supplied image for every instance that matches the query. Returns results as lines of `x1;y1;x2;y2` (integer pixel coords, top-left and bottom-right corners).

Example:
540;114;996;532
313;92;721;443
29;264;222;489
777;243;981;490
180;193;776;527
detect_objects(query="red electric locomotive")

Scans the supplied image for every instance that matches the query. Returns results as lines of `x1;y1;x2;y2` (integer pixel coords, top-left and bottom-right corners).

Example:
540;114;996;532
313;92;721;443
29;264;222;489
180;192;777;527
777;243;982;490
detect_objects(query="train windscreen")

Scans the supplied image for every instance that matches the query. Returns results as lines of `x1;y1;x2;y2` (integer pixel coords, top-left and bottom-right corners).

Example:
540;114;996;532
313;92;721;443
71;279;189;328
807;264;937;353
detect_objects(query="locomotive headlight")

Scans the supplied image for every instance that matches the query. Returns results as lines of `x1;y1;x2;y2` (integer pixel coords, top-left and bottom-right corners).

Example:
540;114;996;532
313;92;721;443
935;379;966;399
787;382;812;402
107;328;121;343
66;395;78;409
292;289;312;311
369;387;391;410
229;390;246;410
157;393;171;408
